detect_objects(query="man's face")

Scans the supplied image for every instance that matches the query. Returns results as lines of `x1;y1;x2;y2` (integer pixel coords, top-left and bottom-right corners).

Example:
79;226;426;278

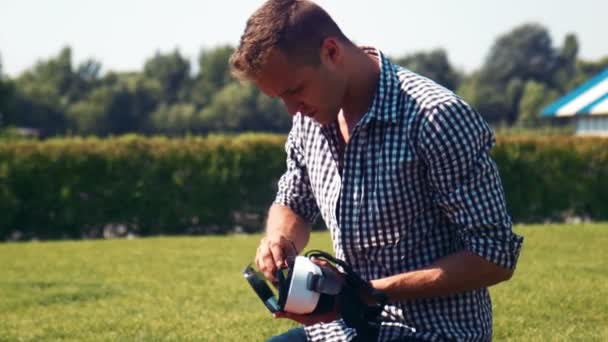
254;46;346;126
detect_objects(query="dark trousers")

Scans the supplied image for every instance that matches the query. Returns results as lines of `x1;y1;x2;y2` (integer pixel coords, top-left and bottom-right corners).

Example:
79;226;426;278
267;327;307;342
267;327;426;342
266;327;380;342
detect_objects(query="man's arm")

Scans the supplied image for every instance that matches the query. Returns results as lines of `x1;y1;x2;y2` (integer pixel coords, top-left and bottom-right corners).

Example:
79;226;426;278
256;204;312;282
371;250;512;302
256;120;320;283
266;203;311;253
372;100;523;301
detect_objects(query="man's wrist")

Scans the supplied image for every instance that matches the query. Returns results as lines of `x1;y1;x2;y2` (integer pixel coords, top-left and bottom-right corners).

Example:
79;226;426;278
370;278;388;290
282;236;299;254
370;277;393;302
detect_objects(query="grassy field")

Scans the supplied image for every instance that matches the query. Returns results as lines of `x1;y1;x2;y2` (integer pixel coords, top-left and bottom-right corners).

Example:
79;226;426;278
0;224;607;341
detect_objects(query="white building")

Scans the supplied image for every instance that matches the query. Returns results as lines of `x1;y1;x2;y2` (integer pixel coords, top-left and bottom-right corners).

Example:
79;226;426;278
542;69;608;136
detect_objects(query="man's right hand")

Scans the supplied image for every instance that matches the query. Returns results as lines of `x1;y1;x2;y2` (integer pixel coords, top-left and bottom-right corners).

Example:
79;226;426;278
255;235;298;283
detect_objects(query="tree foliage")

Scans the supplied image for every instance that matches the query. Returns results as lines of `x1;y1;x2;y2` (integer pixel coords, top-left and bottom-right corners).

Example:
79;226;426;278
517;81;559;128
456;23;592;125
0;23;606;137
393;49;462;90
483;24;560;85
143;50;190;104
0;55;15;127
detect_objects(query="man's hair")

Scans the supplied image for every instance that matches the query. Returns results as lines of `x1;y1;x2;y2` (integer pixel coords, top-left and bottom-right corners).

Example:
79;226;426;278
229;0;350;81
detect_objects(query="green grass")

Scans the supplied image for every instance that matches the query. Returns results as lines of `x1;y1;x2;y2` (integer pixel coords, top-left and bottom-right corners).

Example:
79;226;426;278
0;224;607;341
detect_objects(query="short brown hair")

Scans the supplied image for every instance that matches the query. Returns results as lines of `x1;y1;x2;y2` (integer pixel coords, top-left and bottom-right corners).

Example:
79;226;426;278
229;0;350;81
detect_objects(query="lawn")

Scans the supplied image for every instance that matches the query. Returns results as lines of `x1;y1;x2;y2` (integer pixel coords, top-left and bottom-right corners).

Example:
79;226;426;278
0;224;607;341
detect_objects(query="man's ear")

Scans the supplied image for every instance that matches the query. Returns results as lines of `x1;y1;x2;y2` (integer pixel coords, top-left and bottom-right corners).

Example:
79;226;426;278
320;37;342;66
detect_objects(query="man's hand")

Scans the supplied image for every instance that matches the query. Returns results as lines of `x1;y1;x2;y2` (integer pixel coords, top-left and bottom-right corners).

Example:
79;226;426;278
273;306;341;326
273;257;343;326
255;235;298;283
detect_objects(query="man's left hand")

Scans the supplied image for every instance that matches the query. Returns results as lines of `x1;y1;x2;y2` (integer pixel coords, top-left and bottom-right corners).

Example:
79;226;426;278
273;307;341;326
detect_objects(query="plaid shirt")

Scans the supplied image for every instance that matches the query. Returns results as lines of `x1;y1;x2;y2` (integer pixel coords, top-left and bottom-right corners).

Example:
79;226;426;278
274;48;523;342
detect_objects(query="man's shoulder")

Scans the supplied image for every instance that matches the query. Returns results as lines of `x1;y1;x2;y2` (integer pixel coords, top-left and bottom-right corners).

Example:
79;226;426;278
386;65;491;139
392;65;466;114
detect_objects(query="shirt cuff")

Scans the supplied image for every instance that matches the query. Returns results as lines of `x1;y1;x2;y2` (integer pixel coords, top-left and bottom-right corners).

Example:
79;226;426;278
274;195;320;224
460;231;524;269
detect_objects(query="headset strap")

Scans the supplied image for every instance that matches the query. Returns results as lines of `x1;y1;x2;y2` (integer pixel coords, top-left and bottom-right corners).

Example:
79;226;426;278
306;269;344;295
304;250;388;305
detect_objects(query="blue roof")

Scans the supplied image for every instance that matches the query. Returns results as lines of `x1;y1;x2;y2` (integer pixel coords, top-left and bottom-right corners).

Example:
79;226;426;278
542;68;608;117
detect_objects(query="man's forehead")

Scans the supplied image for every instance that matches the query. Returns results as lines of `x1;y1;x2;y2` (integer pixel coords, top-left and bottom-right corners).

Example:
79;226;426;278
254;49;297;97
265;48;291;67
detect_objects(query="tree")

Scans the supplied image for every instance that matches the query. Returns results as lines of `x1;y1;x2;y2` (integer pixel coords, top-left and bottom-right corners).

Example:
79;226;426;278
66;85;115;134
199;83;257;132
0;55;14;127
458;73;511;124
565;56;608;91
8;47;105;134
149;103;199;135
191;46;235;108
143;50;190;104
482;23;560;85
199;83;290;133
0;82;15;128
9;47;78;134
459;23;571;125
560;34;579;69
517;81;559;127
393;49;462;90
15;47;72;106
67;73;161;135
551;34;580;92
253;91;291;132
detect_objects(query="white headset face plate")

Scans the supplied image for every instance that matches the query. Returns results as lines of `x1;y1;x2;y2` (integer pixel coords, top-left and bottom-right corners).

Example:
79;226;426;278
284;256;322;314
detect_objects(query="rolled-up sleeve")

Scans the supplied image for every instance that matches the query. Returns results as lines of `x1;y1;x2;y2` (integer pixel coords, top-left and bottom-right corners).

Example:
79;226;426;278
418;99;523;269
274;121;320;223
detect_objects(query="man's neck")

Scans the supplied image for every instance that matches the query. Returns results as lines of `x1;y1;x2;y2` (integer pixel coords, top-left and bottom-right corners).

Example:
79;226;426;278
338;46;381;133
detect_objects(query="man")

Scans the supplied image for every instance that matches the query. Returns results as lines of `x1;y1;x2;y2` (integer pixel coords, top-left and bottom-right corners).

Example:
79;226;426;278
230;1;523;341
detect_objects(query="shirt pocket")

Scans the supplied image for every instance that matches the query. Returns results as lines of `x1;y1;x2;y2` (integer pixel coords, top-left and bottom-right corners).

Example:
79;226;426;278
359;147;425;250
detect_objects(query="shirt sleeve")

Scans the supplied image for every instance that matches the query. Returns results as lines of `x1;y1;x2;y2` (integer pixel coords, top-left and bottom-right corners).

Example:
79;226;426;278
274;120;320;223
417;98;523;269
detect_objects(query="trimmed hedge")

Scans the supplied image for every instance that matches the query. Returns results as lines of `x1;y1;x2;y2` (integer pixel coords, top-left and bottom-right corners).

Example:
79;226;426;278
0;134;607;240
0;134;286;240
494;136;608;223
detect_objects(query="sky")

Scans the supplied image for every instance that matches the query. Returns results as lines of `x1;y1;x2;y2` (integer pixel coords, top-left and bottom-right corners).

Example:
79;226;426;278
1;0;607;77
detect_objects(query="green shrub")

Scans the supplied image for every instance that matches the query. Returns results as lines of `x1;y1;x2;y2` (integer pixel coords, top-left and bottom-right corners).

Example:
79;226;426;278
494;136;608;222
0;134;286;240
1;134;607;240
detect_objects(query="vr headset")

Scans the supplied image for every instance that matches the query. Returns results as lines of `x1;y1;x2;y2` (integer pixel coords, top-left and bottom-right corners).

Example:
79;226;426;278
243;254;343;315
243;250;387;338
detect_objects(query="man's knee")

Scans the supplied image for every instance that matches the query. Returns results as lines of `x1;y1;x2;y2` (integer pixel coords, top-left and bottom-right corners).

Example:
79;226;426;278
267;327;307;342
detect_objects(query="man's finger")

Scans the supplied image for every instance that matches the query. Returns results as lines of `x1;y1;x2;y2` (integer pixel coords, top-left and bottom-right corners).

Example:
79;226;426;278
269;240;285;268
255;244;278;282
254;244;267;270
261;251;278;282
254;245;263;270
254;238;267;268
310;256;329;267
